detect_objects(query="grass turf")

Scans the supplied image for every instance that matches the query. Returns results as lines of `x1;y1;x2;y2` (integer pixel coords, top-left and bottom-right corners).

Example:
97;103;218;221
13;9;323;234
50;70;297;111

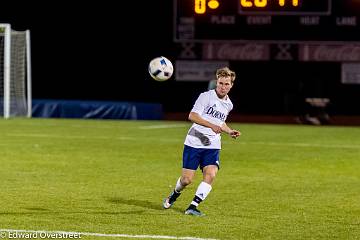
0;118;359;239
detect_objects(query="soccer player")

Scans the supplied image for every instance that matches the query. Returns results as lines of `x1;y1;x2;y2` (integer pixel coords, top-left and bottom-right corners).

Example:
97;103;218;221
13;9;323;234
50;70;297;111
163;67;241;216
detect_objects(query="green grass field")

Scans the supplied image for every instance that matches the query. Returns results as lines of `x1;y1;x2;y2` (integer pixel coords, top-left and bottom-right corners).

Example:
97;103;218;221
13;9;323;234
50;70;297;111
0;118;359;240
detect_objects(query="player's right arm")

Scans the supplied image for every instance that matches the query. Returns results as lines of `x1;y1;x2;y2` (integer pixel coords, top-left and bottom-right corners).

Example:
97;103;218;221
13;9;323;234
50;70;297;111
188;112;222;134
221;122;241;139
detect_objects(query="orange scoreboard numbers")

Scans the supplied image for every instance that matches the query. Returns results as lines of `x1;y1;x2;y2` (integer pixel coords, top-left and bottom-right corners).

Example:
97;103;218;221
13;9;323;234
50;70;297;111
190;0;330;15
195;0;206;14
240;0;299;8
195;0;220;14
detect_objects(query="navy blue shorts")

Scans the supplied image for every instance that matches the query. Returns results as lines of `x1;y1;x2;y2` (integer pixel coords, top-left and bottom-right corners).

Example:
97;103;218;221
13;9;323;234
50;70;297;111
182;145;220;170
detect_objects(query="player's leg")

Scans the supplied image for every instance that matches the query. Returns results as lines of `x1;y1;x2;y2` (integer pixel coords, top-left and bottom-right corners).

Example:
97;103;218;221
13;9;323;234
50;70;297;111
185;149;219;216
163;145;200;209
203;165;218;186
163;169;195;209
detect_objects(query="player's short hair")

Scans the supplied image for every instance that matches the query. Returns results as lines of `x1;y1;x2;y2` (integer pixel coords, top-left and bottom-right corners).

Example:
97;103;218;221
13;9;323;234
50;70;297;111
216;67;236;84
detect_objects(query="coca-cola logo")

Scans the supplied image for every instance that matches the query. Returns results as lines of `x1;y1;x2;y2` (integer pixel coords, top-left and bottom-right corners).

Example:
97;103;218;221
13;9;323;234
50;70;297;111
301;45;360;61
203;43;269;60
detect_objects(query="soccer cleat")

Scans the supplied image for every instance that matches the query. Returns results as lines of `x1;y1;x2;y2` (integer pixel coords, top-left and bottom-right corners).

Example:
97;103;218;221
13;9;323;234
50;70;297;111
184;208;204;216
163;191;181;209
163;198;172;209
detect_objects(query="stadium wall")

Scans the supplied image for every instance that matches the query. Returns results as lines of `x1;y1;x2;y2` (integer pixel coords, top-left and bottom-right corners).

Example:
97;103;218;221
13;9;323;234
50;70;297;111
32;99;163;120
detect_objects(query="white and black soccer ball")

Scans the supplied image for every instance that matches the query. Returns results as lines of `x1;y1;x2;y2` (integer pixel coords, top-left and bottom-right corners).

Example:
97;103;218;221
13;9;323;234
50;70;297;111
148;56;174;81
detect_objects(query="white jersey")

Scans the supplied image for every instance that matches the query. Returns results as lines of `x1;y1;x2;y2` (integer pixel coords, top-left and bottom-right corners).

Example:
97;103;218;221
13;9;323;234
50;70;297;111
184;89;233;149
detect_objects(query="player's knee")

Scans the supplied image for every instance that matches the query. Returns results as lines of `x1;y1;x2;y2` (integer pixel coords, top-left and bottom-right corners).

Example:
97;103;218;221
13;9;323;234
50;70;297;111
181;176;193;186
204;172;216;182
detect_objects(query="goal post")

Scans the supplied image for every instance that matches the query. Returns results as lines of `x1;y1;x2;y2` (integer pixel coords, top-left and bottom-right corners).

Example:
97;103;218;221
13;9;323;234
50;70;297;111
0;23;32;118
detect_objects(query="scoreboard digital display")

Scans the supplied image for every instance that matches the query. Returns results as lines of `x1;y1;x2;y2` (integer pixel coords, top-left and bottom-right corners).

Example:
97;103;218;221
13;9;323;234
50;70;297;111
238;0;330;15
174;0;360;42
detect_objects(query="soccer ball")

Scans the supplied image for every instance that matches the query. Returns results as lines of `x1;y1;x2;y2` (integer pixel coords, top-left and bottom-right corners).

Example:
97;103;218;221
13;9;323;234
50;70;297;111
148;56;174;81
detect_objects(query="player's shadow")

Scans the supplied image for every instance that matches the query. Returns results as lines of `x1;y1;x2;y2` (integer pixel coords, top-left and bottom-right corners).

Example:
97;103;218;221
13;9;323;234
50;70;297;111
107;197;161;210
107;197;183;213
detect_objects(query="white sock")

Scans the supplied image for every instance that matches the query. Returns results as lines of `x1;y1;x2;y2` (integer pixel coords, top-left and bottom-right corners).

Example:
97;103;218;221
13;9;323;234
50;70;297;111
191;181;212;206
175;177;186;192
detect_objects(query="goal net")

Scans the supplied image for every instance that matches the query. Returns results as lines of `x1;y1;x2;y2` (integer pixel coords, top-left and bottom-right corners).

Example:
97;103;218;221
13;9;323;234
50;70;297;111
0;24;31;118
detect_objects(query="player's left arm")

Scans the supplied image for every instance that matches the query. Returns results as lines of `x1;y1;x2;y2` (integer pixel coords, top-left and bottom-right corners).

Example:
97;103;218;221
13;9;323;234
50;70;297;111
221;122;241;139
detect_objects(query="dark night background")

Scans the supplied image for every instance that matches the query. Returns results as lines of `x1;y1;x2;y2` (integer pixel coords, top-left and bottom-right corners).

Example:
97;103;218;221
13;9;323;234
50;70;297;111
2;0;360;117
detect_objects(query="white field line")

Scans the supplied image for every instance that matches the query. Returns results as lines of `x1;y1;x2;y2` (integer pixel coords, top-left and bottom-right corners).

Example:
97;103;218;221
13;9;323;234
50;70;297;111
6;133;133;141
138;124;189;129
237;141;360;149
0;229;217;240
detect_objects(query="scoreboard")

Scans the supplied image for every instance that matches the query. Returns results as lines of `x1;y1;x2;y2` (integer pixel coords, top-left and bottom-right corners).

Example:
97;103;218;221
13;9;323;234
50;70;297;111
174;0;360;42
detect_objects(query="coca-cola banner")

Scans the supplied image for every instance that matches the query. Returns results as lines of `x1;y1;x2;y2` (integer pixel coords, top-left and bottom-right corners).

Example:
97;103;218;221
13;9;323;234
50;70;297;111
202;43;270;61
299;45;360;62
